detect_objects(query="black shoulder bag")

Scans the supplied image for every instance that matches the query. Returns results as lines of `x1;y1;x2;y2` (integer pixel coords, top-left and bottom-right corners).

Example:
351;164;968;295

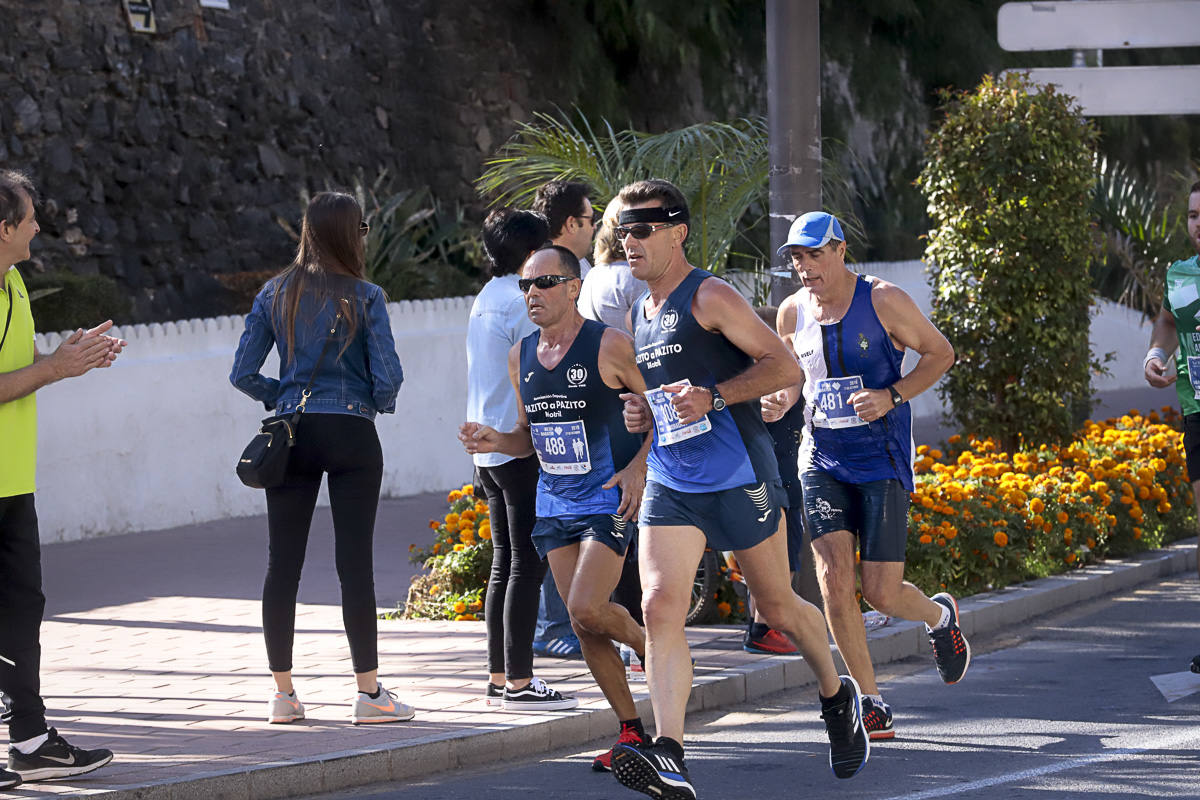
236;315;339;489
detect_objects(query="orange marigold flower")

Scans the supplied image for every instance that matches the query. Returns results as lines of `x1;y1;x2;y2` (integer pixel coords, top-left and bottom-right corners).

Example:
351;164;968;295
1030;498;1045;514
453;544;465;551
429;520;439;529
453;601;467;613
1063;528;1073;544
1065;553;1077;564
448;490;463;502
479;529;492;541
461;484;475;495
717;602;732;617
1056;511;1069;524
994;531;1009;547
919;534;933;544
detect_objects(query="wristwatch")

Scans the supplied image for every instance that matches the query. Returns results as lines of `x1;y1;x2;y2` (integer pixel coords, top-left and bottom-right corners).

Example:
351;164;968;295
710;386;727;412
888;385;904;407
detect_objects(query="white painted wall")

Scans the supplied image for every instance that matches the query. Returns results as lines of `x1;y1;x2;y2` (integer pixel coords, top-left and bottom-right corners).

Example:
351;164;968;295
28;262;1172;543
33;297;475;543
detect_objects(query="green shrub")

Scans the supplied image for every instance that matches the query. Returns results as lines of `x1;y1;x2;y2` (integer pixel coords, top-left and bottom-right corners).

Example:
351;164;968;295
20;271;131;334
918;72;1102;451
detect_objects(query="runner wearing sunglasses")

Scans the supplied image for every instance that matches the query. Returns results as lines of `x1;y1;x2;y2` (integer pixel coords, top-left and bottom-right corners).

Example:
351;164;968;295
460;244;652;769
611;180;869;800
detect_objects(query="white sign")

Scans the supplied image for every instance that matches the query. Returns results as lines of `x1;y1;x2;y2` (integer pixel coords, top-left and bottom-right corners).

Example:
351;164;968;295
999;0;1200;51
1008;65;1200;115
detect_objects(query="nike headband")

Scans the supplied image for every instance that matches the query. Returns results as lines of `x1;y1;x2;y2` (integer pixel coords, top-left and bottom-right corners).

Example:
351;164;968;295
618;206;690;225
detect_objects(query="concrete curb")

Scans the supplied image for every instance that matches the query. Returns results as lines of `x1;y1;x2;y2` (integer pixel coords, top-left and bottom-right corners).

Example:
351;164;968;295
65;538;1199;800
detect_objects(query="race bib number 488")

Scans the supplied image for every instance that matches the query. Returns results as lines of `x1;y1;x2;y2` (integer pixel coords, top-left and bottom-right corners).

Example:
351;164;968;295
530;420;591;475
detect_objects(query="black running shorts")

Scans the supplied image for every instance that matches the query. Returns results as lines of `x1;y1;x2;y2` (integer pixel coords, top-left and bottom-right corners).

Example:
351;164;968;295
800;469;910;562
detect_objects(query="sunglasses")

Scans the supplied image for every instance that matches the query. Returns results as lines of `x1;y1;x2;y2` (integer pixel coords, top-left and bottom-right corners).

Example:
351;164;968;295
359;221;370;237
615;222;677;240
575;212;599;225
519;274;576;293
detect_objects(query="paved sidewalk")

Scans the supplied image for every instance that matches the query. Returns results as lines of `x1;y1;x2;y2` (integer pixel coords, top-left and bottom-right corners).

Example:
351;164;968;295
3;493;1196;799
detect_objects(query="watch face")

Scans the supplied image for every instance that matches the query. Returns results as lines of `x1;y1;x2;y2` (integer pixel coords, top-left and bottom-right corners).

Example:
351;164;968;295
713;396;726;411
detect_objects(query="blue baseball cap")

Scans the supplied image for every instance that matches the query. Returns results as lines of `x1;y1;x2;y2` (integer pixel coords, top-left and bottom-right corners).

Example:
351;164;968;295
776;212;844;256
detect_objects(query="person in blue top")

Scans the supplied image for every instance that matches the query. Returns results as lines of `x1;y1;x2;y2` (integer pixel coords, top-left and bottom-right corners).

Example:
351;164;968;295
613;180;870;798
231;191;412;727
460;245;652;767
776;211;964;744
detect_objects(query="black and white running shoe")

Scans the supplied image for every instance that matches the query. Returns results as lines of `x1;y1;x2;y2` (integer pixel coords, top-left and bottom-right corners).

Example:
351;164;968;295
821;676;869;779
928;592;971;685
8;728;113;781
501;677;578;711
612;739;696;800
0;767;20;789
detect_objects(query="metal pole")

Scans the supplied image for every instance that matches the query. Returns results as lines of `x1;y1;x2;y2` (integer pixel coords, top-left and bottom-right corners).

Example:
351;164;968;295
767;0;821;306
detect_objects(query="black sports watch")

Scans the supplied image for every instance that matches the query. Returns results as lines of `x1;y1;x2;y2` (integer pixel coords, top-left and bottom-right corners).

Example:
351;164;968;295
888;385;904;407
709;386;727;412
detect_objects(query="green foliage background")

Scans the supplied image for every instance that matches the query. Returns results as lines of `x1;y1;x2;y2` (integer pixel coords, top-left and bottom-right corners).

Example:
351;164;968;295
918;73;1101;450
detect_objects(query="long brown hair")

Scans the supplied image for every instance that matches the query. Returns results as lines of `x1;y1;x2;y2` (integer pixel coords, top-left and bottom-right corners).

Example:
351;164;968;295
271;192;366;363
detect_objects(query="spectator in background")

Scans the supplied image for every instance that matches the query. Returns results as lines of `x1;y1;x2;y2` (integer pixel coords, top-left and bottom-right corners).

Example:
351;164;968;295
533;181;596;279
466;209;576;707
0;169;122;788
579;196;648;333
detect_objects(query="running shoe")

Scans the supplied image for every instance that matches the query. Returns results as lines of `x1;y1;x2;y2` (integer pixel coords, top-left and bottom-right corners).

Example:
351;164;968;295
267;689;305;724
861;696;895;741
351;684;416;724
743;627;799;655
532;633;583;658
0;767;20;789
612;739;695;799
927;592;971;684
501;677;579;711
7;728;113;781
592;722;646;772
484;682;505;708
820;675;870;779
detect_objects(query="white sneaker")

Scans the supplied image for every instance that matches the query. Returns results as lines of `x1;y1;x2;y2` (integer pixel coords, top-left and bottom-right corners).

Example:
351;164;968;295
501;677;578;711
267;690;305;724
352;684;416;724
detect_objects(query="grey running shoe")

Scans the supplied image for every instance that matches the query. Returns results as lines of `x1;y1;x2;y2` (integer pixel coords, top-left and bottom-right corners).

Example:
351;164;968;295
501;677;578;711
352;684;415;724
821;676;870;779
928;592;971;684
7;728;113;781
267;690;305;724
0;767;20;789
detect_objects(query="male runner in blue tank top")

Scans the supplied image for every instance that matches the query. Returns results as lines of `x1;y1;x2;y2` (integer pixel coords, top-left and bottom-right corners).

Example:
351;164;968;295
459;245;653;771
611;180;869;799
776;211;966;744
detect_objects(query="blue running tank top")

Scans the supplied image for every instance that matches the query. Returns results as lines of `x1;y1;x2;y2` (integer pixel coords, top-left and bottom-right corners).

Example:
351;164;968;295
793;274;915;490
519;319;644;517
631;268;780;493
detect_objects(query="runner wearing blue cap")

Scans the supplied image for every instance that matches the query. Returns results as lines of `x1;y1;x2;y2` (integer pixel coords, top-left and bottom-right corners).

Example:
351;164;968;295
776;211;967;742
611;182;870;799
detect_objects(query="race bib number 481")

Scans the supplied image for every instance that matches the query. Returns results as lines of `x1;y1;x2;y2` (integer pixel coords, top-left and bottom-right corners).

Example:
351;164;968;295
812;375;867;428
645;380;712;445
530;420;591;475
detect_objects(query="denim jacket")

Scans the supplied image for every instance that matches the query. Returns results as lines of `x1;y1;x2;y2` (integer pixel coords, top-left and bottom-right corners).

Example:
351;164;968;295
230;274;403;419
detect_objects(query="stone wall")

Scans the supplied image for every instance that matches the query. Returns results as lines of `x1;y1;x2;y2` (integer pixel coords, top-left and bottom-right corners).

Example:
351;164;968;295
0;0;566;321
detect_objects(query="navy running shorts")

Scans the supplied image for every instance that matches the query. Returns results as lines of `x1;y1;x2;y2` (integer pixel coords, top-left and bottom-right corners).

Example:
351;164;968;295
800;469;909;562
1184;412;1200;483
638;479;787;552
531;513;636;559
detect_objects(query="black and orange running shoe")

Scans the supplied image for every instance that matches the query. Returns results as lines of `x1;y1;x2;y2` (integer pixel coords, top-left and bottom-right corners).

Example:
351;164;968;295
928;592;971;684
861;696;895;741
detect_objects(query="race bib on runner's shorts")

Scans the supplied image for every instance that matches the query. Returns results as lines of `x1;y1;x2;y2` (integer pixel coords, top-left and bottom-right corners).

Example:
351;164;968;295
530;420;592;475
811;375;867;428
1188;356;1200;400
646;380;712;446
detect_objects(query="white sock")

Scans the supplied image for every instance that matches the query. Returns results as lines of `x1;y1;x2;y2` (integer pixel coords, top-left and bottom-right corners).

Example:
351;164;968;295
929;603;951;631
866;693;885;707
13;732;49;755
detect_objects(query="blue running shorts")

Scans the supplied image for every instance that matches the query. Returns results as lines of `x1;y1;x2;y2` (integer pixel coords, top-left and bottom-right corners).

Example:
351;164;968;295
800;469;909;562
638;479;786;552
531;513;636;559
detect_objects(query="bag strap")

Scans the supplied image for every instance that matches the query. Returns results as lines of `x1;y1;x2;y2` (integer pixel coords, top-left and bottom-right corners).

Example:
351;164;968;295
295;311;341;413
0;274;14;356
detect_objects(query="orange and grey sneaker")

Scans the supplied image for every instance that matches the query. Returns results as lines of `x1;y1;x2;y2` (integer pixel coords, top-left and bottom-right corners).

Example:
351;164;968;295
927;592;971;685
861;696;894;741
352;684;416;724
591;722;646;772
267;690;305;724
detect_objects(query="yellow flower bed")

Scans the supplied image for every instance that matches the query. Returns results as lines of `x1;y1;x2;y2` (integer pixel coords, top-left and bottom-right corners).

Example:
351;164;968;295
906;408;1194;597
395;484;493;620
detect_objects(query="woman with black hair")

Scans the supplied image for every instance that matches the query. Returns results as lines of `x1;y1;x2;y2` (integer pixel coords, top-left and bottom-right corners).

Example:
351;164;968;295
231;191;411;725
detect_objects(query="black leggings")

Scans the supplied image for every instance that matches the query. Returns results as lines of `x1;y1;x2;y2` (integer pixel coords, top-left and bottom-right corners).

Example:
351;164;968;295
263;413;383;675
478;456;545;680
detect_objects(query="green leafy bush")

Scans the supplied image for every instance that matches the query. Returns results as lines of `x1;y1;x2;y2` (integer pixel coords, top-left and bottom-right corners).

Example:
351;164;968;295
20;271;131;334
918;72;1102;451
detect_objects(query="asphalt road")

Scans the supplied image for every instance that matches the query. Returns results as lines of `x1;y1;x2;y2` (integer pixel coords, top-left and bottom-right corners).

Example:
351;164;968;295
302;574;1200;800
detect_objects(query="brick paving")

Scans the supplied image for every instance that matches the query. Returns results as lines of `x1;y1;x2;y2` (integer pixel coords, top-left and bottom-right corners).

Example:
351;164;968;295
6;492;762;797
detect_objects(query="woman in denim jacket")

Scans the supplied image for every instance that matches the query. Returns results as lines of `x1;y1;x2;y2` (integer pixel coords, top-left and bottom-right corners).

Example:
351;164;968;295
231;192;413;725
